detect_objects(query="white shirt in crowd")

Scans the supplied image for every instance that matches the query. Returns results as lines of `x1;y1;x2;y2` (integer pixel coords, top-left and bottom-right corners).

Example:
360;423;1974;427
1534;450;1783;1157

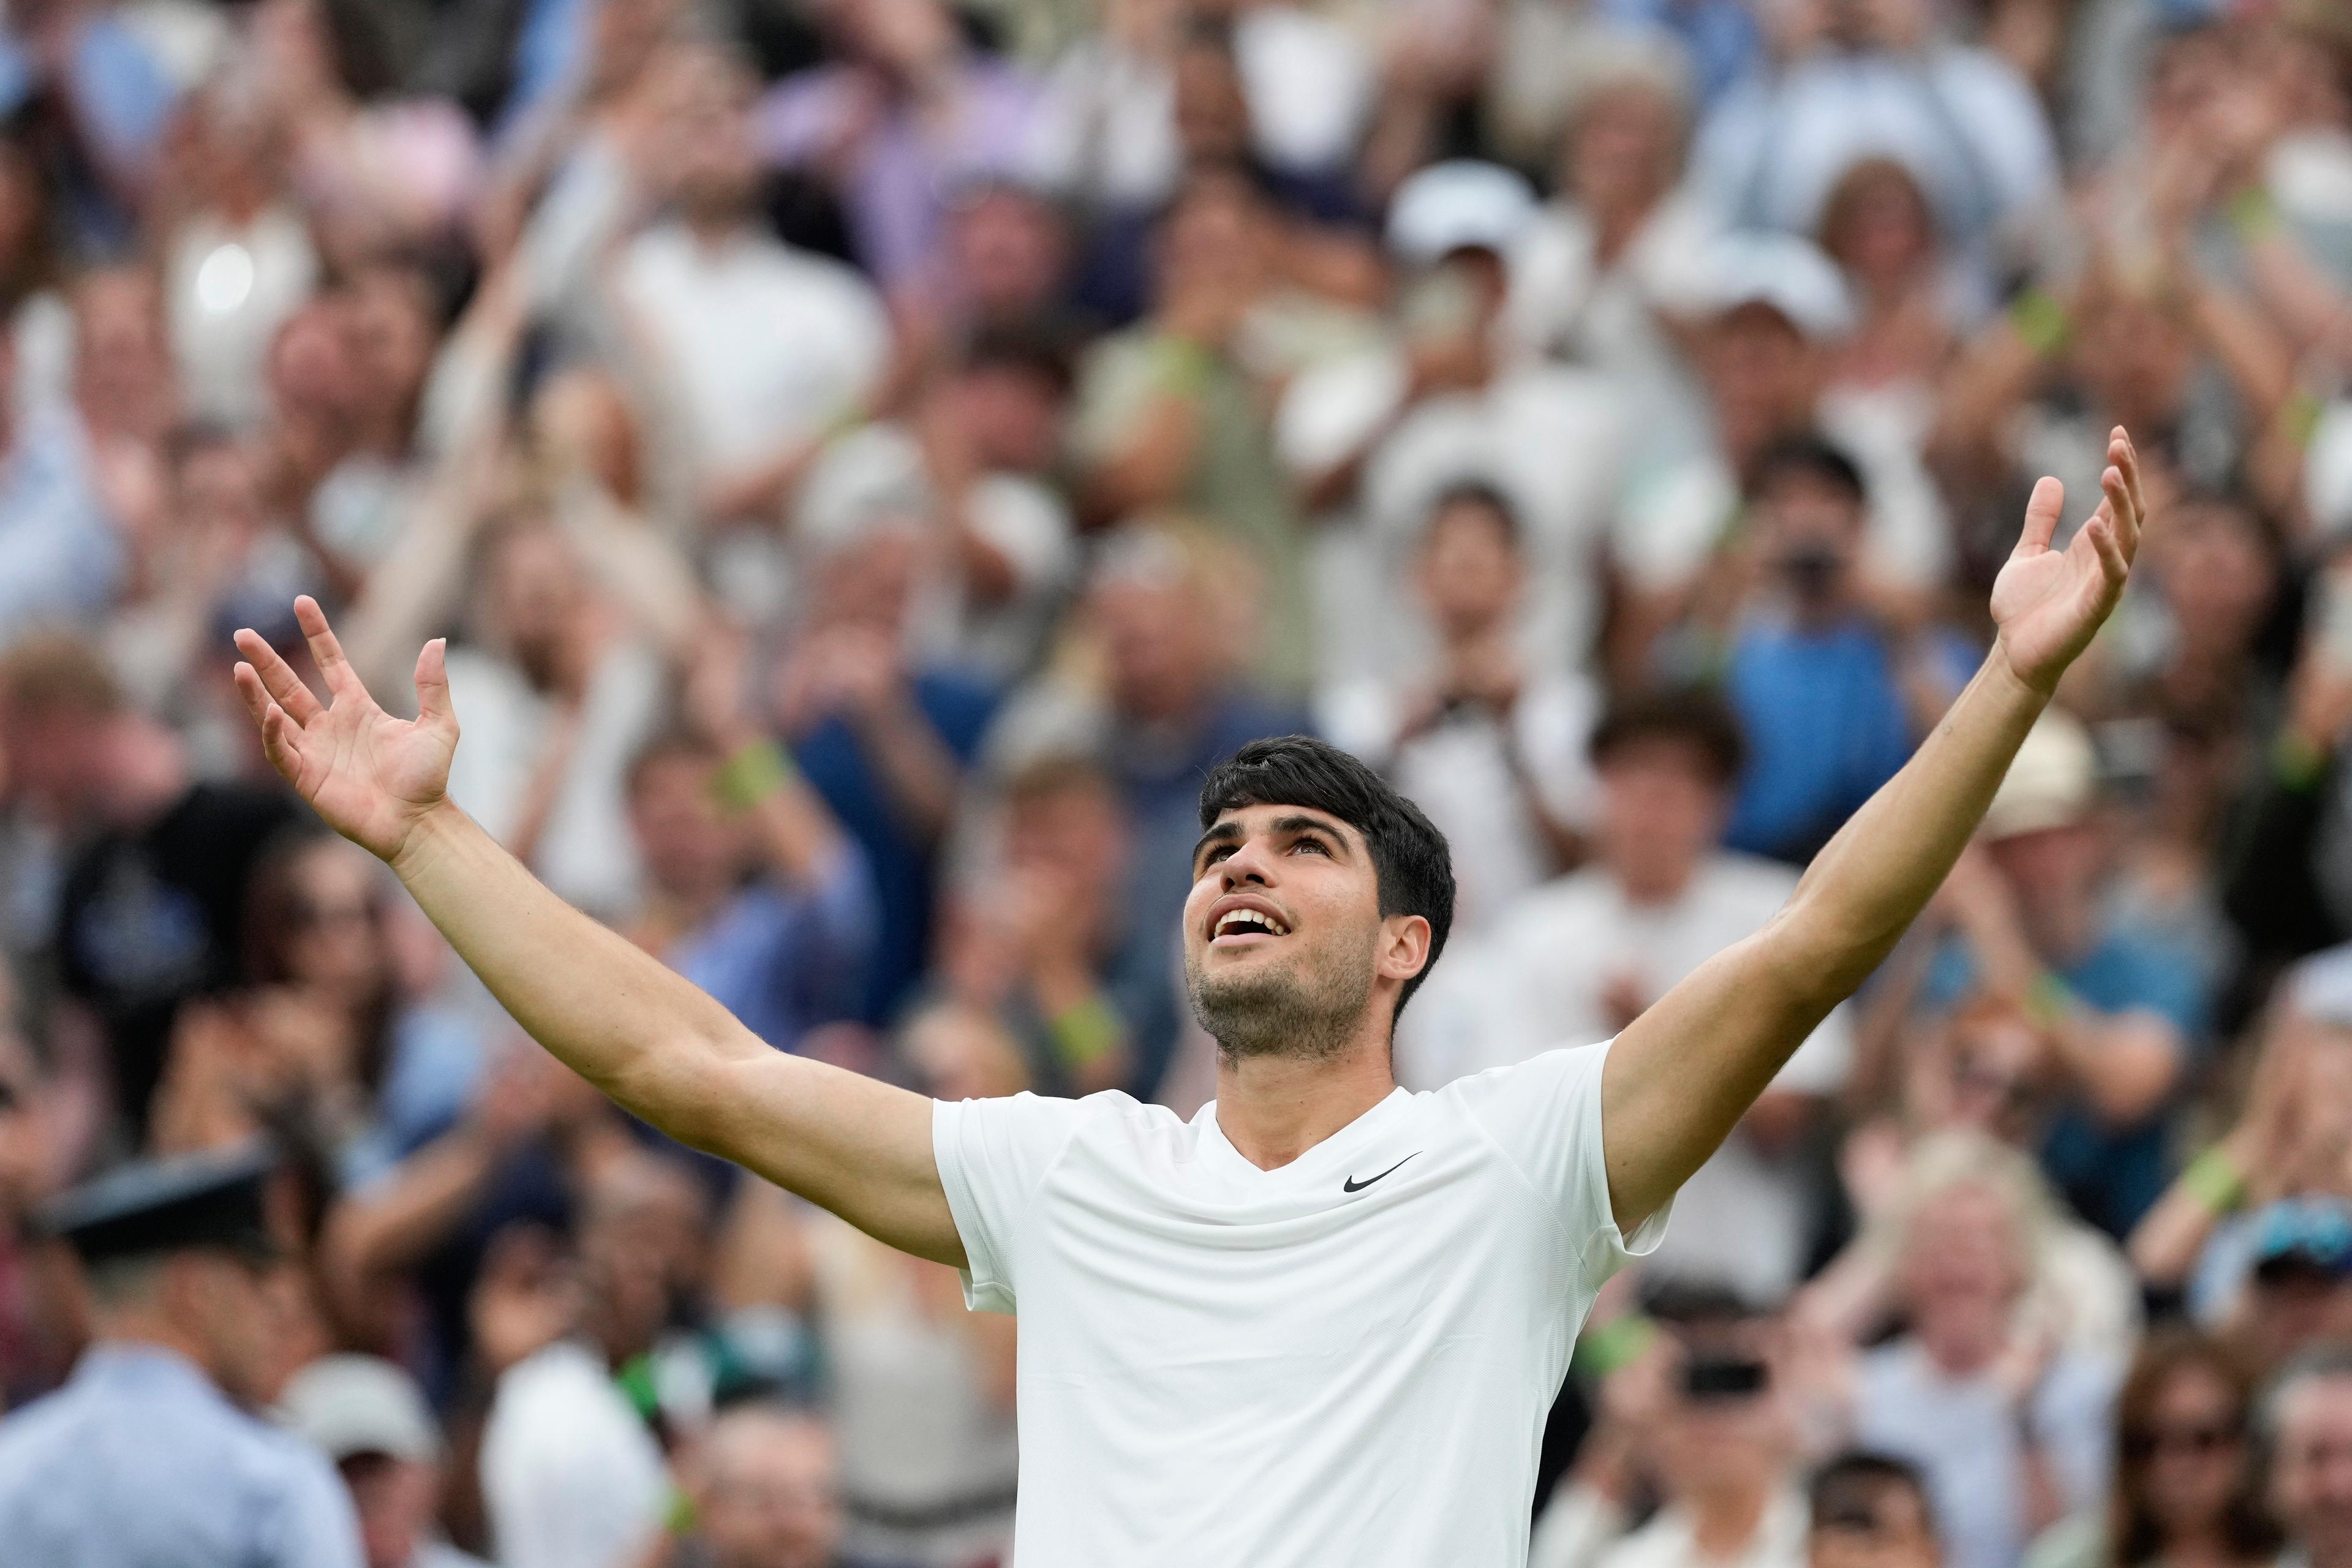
1319;673;1604;936
932;1038;1669;1567
1531;1483;1811;1568
1280;353;1642;688
614;223;891;480
480;1340;669;1568
441;641;665;919
1403;854;1850;1303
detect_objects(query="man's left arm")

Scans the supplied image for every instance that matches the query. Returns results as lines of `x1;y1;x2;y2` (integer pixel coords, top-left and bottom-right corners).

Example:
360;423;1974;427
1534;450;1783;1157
1599;432;2146;1232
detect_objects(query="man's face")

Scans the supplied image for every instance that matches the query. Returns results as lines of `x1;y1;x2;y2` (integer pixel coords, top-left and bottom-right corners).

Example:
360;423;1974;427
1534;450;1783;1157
1182;803;1412;1059
701;1417;846;1568
1092;573;1219;722
0;700;108;816
176;1251;279;1404
1594;739;1728;900
341;1453;439;1568
1416;500;1521;636
2273;1374;2352;1563
1755;472;1865;612
1810;1480;1940;1568
1702;304;1819;450
628;753;747;900
646;49;763;218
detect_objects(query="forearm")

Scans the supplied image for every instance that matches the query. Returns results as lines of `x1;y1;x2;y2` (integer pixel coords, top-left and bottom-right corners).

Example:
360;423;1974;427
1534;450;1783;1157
388;802;772;1137
386;801;955;1258
848;703;961;843
1777;644;2051;1003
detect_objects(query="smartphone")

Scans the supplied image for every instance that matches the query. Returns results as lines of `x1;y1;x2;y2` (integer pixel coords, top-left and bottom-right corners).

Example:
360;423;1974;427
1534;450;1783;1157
1683;1355;1770;1402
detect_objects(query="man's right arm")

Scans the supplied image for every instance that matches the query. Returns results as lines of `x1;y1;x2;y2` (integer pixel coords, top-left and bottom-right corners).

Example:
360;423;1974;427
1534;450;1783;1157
233;600;962;1267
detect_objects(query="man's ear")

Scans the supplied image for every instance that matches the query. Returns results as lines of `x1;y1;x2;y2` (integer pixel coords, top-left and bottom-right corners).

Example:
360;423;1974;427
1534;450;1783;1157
1374;914;1431;985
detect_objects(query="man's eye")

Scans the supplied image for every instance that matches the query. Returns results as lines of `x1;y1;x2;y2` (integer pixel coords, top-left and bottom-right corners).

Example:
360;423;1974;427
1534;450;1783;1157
1292;839;1330;856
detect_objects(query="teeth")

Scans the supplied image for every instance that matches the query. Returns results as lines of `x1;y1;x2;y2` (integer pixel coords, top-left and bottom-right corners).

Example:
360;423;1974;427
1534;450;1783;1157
1215;908;1287;938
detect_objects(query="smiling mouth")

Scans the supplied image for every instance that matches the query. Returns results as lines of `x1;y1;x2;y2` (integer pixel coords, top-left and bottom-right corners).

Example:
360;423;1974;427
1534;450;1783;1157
1210;908;1291;944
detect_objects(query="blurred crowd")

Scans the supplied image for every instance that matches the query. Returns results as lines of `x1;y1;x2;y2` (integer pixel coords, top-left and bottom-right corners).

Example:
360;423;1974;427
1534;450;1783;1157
1;0;2351;1564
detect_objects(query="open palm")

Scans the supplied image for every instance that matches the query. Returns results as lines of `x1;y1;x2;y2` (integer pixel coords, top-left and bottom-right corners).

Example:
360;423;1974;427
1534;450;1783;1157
1989;428;2146;695
232;597;459;864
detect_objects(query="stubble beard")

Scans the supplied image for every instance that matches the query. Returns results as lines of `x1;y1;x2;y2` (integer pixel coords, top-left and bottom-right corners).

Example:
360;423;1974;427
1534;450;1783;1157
1185;942;1374;1063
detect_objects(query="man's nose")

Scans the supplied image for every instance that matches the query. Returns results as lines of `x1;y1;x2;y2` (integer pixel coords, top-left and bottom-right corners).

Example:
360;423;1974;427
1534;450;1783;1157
1219;839;1275;887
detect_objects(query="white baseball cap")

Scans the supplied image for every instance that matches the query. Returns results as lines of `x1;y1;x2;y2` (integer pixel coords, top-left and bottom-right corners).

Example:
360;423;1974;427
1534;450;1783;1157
1385;160;1539;266
277;1354;442;1464
1981;710;2098;840
1693;232;1855;343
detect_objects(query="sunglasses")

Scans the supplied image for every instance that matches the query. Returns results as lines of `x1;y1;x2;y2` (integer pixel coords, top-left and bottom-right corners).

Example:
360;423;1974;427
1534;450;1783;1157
2124;1422;2241;1460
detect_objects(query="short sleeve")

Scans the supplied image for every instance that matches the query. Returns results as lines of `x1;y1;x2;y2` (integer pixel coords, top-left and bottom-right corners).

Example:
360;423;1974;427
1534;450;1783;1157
932;1092;1090;1313
1447;1039;1670;1287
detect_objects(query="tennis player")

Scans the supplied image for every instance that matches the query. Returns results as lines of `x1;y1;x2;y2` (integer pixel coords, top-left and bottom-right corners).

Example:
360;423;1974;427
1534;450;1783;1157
233;432;2144;1566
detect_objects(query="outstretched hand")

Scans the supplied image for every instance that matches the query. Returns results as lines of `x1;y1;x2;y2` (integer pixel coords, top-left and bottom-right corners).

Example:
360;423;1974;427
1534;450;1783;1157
232;597;459;864
1991;428;2146;695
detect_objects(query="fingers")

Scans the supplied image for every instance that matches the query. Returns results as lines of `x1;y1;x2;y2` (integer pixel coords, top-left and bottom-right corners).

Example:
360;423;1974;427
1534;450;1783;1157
413;637;454;729
2086;513;2129;589
258;698;308;784
2101;464;2135;559
2110;426;2146;533
2016;476;2064;556
293;595;365;702
232;629;323;726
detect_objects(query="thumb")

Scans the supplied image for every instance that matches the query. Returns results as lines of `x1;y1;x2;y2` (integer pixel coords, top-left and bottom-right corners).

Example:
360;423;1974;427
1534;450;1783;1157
414;639;456;733
2015;476;2064;556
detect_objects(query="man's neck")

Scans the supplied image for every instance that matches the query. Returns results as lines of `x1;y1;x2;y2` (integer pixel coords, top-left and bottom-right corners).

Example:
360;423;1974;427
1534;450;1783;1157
1213;1040;1396;1170
1686;1480;1775;1562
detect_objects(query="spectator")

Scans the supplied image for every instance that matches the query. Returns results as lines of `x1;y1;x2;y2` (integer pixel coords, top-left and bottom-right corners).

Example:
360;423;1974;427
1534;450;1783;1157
936;756;1175;1097
1319;483;1600;937
2025;1329;2278;1568
621;639;878;1054
612;42;892;530
280;1352;491;1568
440;513;666;919
1504;31;1716;442
653;1401;875;1568
1532;1286;1809;1568
987;522;1308;1057
1808;1453;1941;1568
2;631;300;1142
2264;1349;2352;1568
796;323;1079;685
771;519;998;1028
1283;157;1634;693
0;303;123;643
759;0;1046;300
1687;0;2057;283
1072;162;1319;692
1839;1134;2122;1568
478;1156;692;1568
1420;685;1844;1302
1929;712;2207;1237
1714;438;1928;866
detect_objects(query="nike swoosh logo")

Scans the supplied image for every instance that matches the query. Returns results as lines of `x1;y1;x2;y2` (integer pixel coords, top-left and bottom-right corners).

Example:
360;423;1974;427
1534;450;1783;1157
1343;1153;1420;1193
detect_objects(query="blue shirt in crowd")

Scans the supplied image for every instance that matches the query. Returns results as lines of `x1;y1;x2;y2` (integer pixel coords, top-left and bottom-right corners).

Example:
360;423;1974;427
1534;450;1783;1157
1924;922;2211;1237
0;1343;364;1568
1723;615;1915;864
793;669;999;1026
671;847;880;1051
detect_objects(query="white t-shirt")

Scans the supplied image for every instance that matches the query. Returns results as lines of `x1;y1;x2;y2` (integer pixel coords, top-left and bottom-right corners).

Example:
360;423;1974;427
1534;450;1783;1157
1280;355;1635;687
931;1039;1668;1567
1403;855;1850;1303
614;224;891;479
480;1340;668;1568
